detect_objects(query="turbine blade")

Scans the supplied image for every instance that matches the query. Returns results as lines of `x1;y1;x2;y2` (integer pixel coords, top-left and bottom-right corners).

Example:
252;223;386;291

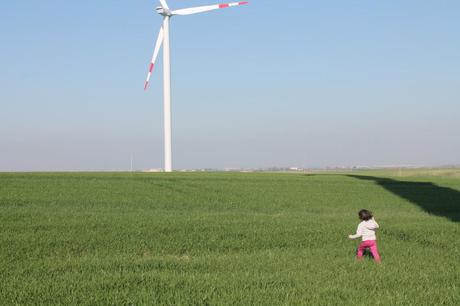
144;26;164;91
171;1;248;16
159;0;169;10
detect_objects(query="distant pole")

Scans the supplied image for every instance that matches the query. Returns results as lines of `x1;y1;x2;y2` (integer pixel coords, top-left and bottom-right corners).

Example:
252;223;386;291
130;154;133;172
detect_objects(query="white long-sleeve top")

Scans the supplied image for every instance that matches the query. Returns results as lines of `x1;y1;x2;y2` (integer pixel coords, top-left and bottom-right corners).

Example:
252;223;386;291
349;218;379;241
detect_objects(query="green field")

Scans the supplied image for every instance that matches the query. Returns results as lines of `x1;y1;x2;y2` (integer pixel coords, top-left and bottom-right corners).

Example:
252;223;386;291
1;171;459;305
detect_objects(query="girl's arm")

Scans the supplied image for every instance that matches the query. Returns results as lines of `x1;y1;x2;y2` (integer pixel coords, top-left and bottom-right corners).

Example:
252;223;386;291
366;217;379;229
348;223;363;239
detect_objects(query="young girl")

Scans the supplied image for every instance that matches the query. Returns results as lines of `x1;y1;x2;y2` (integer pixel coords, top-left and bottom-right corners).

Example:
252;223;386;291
348;209;381;263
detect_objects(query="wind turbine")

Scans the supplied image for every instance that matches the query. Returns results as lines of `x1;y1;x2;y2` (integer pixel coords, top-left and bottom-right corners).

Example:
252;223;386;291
144;0;249;172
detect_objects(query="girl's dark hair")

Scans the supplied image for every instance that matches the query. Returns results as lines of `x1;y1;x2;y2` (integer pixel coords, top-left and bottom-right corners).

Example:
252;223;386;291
358;209;373;221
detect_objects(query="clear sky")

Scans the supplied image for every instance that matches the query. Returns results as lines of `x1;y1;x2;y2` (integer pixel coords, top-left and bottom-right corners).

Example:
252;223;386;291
1;0;459;171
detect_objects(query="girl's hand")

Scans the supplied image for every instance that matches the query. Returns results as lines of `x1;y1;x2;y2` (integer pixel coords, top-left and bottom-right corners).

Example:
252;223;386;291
348;235;353;239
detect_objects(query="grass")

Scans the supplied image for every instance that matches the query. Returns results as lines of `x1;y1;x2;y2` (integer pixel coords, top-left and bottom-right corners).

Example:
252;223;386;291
0;171;459;305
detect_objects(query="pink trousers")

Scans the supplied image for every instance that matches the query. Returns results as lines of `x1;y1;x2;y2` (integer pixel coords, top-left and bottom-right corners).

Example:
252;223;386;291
357;240;381;262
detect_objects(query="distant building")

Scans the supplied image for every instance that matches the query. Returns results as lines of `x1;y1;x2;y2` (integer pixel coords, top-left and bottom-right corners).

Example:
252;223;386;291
143;168;163;173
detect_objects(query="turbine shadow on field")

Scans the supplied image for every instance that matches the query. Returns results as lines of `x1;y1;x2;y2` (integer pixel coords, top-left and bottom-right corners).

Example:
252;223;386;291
347;175;460;222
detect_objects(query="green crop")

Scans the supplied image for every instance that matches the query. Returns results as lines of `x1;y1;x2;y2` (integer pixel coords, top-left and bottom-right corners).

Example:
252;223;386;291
0;171;458;305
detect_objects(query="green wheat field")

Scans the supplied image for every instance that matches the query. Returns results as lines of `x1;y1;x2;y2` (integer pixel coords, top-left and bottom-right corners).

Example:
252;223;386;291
1;170;459;305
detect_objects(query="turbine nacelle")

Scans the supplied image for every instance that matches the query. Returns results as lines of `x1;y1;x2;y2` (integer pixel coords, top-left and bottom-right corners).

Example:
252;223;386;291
156;6;172;16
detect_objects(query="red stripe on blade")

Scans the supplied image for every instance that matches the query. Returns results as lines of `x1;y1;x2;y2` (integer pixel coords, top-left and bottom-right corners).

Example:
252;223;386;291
144;82;149;91
239;2;249;4
219;4;229;8
149;63;155;72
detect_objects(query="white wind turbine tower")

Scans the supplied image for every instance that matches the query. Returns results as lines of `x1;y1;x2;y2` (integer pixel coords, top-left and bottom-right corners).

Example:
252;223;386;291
144;0;249;172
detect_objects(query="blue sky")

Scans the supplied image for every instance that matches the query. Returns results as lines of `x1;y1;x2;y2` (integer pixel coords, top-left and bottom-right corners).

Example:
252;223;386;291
1;0;459;170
